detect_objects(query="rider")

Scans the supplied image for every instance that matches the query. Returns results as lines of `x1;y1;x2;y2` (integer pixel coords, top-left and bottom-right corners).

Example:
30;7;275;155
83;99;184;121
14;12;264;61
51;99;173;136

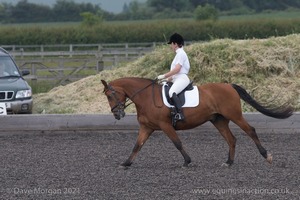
157;33;191;121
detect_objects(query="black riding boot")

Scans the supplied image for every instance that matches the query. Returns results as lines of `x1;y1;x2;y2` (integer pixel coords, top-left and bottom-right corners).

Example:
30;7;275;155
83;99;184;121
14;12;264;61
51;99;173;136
171;93;185;121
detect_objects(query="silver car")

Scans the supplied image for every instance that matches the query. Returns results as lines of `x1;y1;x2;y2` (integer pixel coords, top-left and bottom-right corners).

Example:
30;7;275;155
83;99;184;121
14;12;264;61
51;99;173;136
0;47;33;114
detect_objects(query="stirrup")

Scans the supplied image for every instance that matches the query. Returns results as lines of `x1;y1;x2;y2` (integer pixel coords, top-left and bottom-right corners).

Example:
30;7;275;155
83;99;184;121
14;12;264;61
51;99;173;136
174;113;184;121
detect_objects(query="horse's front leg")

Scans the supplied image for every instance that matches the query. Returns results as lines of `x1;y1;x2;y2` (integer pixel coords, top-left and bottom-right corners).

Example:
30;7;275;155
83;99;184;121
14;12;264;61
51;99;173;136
161;124;191;167
121;126;154;167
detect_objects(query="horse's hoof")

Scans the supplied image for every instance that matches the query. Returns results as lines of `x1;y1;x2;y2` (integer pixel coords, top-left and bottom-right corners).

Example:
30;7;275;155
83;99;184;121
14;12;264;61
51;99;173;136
221;162;231;168
182;162;190;168
119;165;130;170
119;161;132;169
121;160;132;166
119;163;130;170
267;153;273;164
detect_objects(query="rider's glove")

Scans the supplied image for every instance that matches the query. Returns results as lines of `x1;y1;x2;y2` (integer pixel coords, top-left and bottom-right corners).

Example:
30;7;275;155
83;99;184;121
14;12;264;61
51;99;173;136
158;79;168;85
157;74;165;80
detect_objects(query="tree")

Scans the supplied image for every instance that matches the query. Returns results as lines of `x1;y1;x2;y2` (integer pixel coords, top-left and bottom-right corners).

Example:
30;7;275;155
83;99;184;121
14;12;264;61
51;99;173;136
129;1;139;19
0;4;5;22
10;0;53;23
53;0;81;21
241;0;300;12
52;0;103;22
122;3;130;13
194;4;218;20
147;0;191;12
119;1;151;20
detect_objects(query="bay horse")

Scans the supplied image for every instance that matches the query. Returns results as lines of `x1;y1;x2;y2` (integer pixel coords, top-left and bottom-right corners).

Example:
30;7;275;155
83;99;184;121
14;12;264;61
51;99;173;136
101;77;293;167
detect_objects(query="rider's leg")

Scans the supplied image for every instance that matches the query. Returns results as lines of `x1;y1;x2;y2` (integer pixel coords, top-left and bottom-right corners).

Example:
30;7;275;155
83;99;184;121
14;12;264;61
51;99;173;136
171;92;185;120
168;74;189;121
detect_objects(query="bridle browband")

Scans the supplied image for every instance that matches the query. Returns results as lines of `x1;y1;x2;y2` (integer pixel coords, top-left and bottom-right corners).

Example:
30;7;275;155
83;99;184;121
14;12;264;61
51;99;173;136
104;79;160;113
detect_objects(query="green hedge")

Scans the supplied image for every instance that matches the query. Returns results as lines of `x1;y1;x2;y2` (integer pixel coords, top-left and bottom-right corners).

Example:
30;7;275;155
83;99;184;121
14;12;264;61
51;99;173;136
0;19;300;45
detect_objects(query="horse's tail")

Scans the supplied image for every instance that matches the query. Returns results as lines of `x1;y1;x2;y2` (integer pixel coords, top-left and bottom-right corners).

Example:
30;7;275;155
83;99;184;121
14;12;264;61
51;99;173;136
231;84;294;119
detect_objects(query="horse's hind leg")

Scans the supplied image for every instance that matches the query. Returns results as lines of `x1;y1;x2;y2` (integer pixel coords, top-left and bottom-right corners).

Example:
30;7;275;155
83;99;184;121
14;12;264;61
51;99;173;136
211;115;236;167
233;117;272;164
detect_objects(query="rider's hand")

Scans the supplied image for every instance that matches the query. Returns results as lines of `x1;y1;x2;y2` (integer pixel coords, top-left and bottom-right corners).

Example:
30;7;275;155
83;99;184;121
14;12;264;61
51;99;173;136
157;74;165;80
158;79;168;85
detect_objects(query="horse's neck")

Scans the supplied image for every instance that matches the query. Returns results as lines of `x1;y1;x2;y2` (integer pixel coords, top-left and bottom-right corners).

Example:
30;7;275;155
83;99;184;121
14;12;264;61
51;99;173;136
120;79;153;101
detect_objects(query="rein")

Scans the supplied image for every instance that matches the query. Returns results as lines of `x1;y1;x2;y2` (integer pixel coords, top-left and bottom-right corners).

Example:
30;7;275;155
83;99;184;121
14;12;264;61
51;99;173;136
105;79;162;112
124;79;161;109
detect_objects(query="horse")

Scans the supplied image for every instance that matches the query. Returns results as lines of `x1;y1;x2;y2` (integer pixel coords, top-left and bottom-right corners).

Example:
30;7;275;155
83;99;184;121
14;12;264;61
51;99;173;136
101;77;293;167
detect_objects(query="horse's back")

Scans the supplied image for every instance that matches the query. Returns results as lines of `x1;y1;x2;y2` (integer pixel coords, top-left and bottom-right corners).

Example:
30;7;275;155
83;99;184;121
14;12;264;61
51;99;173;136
198;82;237;96
197;83;242;113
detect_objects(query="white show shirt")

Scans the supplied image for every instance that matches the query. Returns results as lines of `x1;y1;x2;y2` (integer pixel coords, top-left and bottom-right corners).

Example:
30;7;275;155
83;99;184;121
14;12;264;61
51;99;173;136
170;47;190;75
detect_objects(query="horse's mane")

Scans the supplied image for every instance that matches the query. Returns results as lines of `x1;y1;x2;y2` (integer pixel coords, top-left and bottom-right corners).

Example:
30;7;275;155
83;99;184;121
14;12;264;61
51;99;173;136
111;77;154;85
121;77;153;81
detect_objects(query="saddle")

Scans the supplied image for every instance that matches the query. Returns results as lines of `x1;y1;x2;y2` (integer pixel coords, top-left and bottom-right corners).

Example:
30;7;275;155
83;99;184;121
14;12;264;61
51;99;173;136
164;82;194;107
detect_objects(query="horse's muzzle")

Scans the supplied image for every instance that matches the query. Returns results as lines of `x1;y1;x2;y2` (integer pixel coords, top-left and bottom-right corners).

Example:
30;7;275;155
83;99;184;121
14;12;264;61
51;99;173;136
113;109;126;120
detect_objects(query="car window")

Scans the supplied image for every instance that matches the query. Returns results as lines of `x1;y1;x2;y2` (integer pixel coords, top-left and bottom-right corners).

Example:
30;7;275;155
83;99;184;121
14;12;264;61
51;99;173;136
0;56;20;77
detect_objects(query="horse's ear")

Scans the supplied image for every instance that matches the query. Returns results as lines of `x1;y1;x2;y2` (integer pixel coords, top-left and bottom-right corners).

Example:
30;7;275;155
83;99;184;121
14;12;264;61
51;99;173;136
101;80;108;90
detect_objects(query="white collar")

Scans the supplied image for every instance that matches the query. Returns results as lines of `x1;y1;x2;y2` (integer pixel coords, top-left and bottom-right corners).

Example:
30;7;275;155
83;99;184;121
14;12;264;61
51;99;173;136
176;47;183;53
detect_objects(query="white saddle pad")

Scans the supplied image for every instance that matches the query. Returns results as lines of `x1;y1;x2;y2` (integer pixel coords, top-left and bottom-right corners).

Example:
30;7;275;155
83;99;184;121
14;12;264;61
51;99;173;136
162;83;199;108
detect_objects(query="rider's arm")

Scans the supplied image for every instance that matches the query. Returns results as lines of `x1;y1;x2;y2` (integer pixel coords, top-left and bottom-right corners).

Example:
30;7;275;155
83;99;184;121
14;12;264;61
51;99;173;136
164;64;182;79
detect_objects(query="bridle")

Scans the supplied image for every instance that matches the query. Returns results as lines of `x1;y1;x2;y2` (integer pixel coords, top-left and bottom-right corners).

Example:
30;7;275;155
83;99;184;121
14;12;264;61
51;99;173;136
103;84;126;114
103;79;161;115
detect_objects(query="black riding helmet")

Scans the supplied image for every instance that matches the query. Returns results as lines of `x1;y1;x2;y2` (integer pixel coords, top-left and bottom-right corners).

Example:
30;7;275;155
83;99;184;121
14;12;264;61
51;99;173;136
167;33;184;46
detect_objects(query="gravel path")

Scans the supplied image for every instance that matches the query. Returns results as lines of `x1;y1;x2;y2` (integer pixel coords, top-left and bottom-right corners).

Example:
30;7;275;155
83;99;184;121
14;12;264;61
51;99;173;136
1;126;299;200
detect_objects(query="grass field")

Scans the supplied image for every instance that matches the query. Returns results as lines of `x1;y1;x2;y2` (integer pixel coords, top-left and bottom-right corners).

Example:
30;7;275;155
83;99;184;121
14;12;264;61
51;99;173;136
1;10;299;28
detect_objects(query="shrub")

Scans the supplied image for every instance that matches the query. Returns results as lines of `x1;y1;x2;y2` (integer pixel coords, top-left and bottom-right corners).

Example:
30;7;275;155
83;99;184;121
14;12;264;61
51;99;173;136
80;12;103;27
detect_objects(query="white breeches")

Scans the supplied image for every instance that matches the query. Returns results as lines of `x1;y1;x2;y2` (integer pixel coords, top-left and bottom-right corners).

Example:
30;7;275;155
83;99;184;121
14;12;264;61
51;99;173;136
169;74;190;97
